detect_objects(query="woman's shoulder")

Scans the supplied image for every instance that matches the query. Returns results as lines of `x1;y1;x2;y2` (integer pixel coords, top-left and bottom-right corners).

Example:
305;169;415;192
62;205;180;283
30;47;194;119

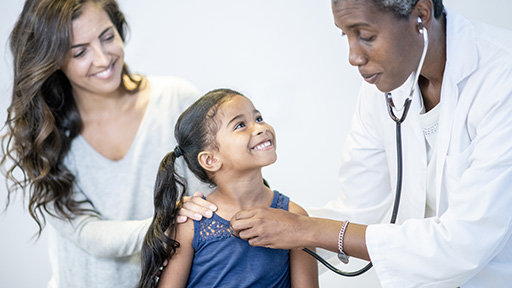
146;75;201;111
146;75;199;95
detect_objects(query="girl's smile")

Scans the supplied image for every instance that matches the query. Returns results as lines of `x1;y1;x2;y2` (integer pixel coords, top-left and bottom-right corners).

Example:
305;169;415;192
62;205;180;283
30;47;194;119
251;140;273;151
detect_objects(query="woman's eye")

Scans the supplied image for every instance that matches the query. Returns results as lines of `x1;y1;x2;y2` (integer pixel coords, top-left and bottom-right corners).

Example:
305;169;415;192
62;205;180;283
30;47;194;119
359;34;375;42
73;49;86;58
102;34;115;42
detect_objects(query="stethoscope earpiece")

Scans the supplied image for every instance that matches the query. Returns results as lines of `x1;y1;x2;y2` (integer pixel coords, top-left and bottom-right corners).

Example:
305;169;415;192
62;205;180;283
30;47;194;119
417;17;426;34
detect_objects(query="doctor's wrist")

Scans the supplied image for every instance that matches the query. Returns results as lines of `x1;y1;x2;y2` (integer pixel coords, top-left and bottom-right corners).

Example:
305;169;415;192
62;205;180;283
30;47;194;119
343;222;370;261
303;217;343;253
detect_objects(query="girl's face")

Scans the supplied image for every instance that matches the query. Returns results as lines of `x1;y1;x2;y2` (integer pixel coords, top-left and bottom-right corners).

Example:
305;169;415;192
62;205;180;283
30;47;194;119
60;3;125;99
214;95;277;171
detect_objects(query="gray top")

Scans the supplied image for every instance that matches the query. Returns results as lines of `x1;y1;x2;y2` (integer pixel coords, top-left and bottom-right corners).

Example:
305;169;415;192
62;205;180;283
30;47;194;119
46;76;211;288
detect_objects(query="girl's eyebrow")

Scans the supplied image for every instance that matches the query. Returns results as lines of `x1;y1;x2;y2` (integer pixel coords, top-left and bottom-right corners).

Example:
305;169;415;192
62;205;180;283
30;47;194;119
226;109;260;127
227;114;244;128
70;26;113;49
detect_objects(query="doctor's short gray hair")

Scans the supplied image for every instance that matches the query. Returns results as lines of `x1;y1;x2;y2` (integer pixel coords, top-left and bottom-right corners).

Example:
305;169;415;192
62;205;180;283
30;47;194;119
332;0;444;19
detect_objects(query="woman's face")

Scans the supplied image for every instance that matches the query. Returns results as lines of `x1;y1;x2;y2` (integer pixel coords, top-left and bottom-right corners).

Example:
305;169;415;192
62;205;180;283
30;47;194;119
60;3;125;99
332;0;424;93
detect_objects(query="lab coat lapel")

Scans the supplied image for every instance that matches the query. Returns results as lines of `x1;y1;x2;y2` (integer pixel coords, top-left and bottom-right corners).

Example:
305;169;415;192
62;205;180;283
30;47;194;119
404;84;428;220
435;10;478;214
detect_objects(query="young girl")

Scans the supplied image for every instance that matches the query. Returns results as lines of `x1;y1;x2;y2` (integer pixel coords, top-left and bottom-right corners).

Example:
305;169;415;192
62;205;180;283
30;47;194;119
138;89;318;288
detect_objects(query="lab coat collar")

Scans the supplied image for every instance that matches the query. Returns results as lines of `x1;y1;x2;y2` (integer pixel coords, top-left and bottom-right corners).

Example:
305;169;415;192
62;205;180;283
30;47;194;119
443;8;478;89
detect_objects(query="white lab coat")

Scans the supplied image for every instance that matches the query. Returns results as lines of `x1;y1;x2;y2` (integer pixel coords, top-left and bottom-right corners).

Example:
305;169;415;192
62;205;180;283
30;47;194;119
309;10;512;288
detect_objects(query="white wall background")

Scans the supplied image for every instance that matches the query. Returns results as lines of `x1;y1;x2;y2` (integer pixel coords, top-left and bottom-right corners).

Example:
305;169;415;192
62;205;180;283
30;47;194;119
0;1;510;287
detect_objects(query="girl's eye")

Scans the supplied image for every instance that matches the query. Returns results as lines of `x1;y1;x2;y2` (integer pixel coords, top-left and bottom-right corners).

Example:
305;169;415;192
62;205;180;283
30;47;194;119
235;122;246;130
256;116;263;123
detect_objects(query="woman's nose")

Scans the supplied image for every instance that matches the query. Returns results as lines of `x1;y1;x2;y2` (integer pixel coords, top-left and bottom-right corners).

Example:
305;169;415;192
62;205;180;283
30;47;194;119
91;43;110;67
348;44;368;67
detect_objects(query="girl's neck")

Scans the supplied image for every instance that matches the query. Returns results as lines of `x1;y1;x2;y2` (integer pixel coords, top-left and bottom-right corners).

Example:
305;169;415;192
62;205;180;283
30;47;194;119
207;170;274;220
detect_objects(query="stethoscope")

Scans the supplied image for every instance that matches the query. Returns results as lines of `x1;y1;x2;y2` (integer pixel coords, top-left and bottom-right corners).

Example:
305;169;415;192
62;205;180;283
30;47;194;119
303;17;429;277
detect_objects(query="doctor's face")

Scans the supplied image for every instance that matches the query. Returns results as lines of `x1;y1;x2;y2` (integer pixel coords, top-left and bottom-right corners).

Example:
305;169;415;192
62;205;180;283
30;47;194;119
332;0;424;93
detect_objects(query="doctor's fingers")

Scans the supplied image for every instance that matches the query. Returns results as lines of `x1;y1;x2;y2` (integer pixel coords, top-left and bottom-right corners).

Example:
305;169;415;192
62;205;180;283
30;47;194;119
240;224;291;250
232;207;261;221
233;220;275;248
232;208;299;249
230;208;266;238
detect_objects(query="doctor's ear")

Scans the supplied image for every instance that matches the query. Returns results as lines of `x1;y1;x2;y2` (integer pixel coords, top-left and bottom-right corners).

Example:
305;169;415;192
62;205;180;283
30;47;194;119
198;151;222;172
413;0;434;30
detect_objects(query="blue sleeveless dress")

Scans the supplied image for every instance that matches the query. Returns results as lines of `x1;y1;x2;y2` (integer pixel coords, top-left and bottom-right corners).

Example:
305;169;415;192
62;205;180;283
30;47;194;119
186;191;291;288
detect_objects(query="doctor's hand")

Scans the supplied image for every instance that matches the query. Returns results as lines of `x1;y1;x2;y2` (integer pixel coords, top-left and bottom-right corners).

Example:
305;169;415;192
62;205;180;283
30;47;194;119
230;207;309;250
177;191;217;223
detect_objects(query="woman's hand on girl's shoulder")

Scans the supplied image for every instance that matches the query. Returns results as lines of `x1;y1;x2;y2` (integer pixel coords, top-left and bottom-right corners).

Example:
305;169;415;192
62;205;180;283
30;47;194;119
177;191;217;223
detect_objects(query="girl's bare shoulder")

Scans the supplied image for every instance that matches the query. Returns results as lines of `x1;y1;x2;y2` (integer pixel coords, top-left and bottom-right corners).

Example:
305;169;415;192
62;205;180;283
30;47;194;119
288;200;308;216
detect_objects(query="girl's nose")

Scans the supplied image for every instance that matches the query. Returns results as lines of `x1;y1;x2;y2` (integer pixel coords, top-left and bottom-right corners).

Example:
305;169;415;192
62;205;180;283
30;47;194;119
252;124;267;136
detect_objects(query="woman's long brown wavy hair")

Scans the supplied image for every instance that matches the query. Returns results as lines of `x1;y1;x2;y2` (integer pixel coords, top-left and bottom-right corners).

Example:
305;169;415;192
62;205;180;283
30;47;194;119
1;0;142;236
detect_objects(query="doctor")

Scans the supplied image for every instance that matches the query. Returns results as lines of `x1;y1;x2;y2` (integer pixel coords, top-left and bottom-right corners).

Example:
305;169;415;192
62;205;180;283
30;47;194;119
218;0;512;287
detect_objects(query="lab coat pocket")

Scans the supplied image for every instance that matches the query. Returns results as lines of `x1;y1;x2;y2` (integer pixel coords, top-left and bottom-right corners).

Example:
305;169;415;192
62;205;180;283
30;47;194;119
443;141;475;192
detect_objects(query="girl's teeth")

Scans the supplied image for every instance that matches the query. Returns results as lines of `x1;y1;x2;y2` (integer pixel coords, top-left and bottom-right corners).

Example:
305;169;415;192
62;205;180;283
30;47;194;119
254;141;271;150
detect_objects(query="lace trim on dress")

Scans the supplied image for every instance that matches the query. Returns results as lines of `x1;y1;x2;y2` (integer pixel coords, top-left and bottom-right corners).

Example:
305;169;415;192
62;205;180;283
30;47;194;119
275;192;286;210
197;191;286;243
197;217;234;242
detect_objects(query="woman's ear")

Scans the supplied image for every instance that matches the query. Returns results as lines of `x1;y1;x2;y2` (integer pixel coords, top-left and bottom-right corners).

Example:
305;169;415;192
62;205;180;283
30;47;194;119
198;151;222;172
414;0;434;29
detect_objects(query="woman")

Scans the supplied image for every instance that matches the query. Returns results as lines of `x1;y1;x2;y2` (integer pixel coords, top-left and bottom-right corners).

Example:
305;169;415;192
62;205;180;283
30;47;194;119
189;0;512;287
1;0;208;287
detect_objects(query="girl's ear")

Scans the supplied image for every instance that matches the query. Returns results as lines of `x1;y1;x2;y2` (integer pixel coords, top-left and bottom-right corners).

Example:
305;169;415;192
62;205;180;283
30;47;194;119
198;151;222;172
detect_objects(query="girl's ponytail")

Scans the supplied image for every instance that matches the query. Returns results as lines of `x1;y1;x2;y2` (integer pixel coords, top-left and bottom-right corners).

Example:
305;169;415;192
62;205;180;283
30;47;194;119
138;150;187;288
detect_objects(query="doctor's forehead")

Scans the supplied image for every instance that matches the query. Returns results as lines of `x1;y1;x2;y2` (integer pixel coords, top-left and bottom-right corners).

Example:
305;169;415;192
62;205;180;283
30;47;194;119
332;0;393;30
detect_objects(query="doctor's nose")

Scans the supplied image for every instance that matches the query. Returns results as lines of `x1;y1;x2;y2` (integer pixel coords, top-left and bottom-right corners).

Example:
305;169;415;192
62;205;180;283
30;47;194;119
348;45;368;67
